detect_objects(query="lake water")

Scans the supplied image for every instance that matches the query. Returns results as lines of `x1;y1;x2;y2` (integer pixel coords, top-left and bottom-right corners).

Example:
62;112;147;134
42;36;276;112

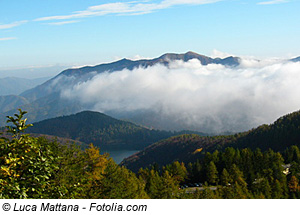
102;150;140;164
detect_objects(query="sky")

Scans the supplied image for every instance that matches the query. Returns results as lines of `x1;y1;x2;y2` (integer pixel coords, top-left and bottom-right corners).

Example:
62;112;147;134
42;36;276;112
1;0;300;77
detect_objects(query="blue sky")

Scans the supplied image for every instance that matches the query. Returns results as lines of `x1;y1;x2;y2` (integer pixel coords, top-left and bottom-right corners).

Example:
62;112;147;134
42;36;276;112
1;0;300;72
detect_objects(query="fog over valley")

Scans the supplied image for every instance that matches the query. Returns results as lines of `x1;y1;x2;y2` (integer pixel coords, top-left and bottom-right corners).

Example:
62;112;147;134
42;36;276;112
52;56;300;133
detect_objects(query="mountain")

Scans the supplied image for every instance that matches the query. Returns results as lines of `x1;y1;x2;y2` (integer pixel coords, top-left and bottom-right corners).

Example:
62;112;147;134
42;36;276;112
20;51;240;101
0;77;49;96
0;92;84;126
0;76;49;114
291;56;300;62
0;95;29;113
26;110;176;150
58;51;240;77
121;109;300;172
0;51;241;128
230;110;300;151
121;134;232;172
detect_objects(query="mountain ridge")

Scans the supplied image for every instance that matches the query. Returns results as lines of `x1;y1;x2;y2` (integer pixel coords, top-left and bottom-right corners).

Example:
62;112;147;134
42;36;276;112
59;51;240;77
0;77;49;96
291;56;300;62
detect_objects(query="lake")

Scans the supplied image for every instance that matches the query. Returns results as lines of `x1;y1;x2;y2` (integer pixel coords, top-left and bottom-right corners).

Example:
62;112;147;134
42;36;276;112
101;150;140;164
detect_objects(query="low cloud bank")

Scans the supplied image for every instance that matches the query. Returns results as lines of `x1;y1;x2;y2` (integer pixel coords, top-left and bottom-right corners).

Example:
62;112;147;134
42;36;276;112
60;58;300;133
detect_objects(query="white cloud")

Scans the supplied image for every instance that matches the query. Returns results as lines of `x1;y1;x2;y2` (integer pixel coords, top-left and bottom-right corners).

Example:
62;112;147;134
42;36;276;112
257;0;289;5
47;20;80;26
35;0;222;21
129;55;152;60
211;49;235;58
0;37;17;41
58;58;300;133
0;20;28;30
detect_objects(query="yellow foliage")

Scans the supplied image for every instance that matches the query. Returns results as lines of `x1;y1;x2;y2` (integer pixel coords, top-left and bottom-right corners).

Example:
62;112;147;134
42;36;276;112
193;148;203;154
85;144;108;181
0;166;11;176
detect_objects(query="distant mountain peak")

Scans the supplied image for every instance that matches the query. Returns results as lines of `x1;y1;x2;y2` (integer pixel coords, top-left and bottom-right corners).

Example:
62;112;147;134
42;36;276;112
57;51;240;77
291;56;300;62
116;58;132;63
185;51;198;55
158;51;205;60
184;51;206;58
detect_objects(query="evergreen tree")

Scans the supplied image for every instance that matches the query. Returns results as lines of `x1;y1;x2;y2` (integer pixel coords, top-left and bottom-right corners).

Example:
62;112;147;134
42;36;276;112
144;169;163;198
230;164;247;188
164;161;187;183
220;168;231;186
206;161;218;185
272;179;283;199
160;171;181;199
99;160;148;198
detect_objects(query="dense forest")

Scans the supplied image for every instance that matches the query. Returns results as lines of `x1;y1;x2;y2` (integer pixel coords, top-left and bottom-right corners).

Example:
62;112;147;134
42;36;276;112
26;111;177;150
123;110;300;171
1;110;300;199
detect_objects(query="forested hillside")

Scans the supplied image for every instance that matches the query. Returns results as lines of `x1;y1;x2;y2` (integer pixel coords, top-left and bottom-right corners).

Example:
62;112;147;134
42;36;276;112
27;110;175;149
138;146;300;199
2;109;300;199
122;110;300;171
230;111;300;151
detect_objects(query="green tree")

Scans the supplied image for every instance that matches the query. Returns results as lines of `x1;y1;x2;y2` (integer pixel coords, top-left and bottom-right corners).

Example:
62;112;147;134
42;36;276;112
206;161;218;185
160;170;181;198
230;164;247;188
272;179;283;199
0;109;59;198
143;169;163;198
164;161;187;183
98;159;148;198
220;168;231;186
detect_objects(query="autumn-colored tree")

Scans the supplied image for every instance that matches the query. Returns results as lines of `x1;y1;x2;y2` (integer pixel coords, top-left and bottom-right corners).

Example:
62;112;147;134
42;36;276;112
288;176;299;193
83;144;109;198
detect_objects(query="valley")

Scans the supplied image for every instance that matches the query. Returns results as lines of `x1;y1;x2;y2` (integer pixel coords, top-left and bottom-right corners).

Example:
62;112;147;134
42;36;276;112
1;51;300;199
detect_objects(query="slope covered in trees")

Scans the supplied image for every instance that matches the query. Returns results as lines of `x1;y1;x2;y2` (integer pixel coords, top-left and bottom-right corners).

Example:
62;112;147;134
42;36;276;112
2;109;300;199
139;146;300;199
122;110;300;171
230;111;300;151
26;110;175;149
0;110;147;198
122;134;233;172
